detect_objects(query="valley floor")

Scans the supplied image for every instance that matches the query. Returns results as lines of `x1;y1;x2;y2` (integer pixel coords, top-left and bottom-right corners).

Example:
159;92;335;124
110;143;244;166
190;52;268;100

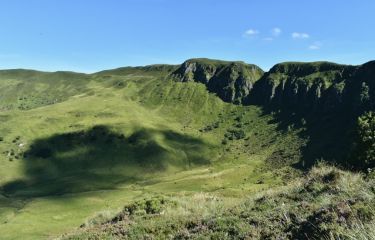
0;71;301;239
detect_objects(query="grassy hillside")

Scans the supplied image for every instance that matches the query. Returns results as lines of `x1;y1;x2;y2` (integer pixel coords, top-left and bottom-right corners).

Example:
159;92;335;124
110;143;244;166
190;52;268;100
61;164;375;239
0;58;373;239
0;69;91;111
0;64;302;239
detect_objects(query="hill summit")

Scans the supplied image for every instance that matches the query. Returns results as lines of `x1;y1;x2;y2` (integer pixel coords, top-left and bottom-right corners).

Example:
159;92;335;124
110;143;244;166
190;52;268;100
171;58;264;104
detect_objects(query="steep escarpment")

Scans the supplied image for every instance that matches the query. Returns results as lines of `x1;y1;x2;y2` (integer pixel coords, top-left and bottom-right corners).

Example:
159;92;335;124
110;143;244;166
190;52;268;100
344;61;375;113
247;60;375;114
243;61;375;167
171;59;375;114
172;58;264;103
247;62;355;112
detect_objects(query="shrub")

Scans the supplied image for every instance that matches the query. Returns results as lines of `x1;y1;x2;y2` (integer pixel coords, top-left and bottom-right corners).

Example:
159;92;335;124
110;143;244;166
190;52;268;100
225;129;246;140
353;111;375;168
114;196;173;218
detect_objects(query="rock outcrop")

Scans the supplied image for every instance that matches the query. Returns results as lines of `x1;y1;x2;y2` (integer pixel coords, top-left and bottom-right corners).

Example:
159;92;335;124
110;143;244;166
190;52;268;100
247;62;356;112
172;59;375;166
171;58;264;104
171;59;375;114
246;61;375;116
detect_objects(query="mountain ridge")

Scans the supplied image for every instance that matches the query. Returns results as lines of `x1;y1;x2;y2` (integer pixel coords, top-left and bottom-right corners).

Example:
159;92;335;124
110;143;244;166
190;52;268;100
0;57;374;239
1;58;374;113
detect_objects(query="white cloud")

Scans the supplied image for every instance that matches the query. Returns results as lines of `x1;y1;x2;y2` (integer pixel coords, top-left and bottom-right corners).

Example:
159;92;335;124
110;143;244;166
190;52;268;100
244;29;259;37
309;45;320;50
308;41;322;50
271;28;282;37
292;32;310;39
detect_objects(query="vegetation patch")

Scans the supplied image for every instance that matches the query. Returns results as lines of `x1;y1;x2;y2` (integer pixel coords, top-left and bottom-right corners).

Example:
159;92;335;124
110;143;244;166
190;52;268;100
62;164;375;240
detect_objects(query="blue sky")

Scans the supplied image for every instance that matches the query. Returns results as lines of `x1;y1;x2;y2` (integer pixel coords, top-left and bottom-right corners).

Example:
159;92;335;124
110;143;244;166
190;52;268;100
0;0;374;72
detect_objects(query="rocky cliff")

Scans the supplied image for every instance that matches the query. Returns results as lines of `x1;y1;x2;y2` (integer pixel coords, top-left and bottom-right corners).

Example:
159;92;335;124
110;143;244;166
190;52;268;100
247;61;375;115
171;58;264;104
247;62;354;112
172;58;375;167
172;59;374;115
171;59;375;112
248;61;375;167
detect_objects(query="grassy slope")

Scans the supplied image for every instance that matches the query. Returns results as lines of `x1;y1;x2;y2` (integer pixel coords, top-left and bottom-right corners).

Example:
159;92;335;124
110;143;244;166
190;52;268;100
63;164;375;240
0;68;302;239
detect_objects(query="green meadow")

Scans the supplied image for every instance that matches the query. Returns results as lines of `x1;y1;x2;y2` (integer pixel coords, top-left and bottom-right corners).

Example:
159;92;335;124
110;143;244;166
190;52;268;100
0;68;301;239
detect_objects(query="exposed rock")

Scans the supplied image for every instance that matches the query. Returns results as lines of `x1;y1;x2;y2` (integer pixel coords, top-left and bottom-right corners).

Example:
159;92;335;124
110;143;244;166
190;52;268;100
247;61;358;112
172;58;375;117
171;58;264;104
246;60;375;115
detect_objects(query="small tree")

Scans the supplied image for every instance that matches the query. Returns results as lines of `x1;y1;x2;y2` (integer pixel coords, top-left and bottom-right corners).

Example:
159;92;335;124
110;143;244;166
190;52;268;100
354;111;375;168
360;82;370;104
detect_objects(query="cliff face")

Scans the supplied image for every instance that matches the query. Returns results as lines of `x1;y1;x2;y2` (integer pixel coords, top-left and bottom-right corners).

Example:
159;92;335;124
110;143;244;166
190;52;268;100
248;61;375;115
247;61;375;167
172;59;375;116
172;58;375;167
344;61;375;113
247;62;360;112
172;58;264;103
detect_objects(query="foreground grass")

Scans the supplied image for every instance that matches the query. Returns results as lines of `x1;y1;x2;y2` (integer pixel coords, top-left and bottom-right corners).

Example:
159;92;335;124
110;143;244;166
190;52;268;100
61;164;375;240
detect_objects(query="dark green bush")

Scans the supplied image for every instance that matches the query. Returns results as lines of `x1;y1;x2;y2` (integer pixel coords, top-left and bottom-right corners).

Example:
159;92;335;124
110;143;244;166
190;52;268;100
225;129;246;140
352;111;375;168
120;197;172;216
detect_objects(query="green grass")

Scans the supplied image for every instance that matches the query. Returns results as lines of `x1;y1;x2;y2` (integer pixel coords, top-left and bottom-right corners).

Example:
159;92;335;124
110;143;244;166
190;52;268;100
61;164;375;240
0;68;302;239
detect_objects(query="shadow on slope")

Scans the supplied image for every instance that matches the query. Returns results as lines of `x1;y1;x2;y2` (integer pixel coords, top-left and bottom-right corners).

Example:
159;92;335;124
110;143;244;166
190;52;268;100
1;125;211;198
252;61;375;169
264;108;356;169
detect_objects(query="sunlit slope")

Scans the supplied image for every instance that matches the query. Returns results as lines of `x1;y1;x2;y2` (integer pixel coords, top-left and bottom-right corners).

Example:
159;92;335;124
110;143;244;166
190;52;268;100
0;67;300;239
